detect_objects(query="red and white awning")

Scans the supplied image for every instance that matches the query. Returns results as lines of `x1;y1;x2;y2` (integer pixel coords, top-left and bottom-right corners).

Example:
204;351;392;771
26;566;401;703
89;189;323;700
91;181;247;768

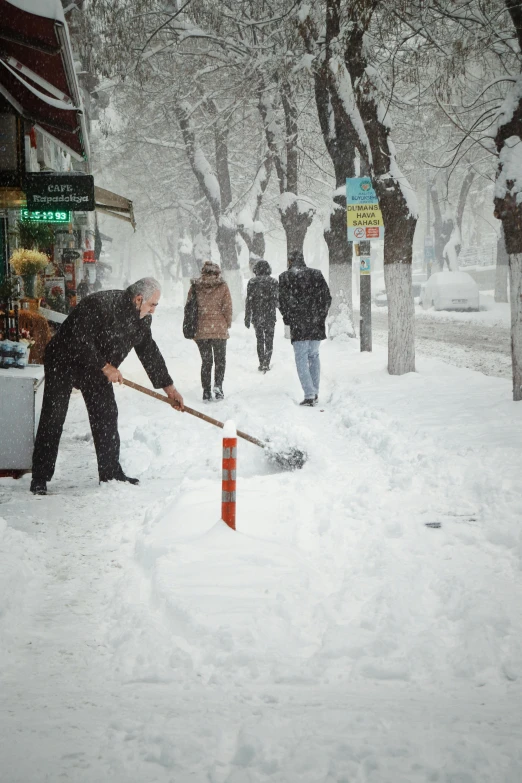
0;0;89;160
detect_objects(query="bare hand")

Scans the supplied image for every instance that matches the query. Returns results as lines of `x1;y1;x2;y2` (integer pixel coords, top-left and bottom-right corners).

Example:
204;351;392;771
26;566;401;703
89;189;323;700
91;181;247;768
102;364;123;384
164;384;184;411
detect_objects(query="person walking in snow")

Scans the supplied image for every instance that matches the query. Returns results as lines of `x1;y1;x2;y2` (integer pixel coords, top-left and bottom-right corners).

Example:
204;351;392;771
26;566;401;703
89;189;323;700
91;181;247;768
244;259;279;372
278;250;332;406
76;273;91;301
30;278;184;496
186;261;233;401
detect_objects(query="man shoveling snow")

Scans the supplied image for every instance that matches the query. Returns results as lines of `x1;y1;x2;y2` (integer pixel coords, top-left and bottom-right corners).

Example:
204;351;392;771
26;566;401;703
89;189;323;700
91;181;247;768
30;277;184;496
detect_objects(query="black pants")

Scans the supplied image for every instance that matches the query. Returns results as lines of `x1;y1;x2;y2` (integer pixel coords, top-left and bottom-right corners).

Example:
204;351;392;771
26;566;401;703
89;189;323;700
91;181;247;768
32;362;121;482
196;339;226;393
254;323;275;368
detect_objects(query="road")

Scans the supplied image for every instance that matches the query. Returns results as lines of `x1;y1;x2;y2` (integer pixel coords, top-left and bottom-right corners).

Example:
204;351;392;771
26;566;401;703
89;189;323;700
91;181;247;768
356;309;512;379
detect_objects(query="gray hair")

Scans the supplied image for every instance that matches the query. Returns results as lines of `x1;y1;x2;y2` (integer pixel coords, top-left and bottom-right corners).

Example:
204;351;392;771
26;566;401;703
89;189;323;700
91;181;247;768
126;277;161;300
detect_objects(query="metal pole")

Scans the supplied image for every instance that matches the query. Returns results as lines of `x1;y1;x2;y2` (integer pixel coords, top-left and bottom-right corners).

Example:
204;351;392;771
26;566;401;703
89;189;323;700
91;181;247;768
358;240;372;352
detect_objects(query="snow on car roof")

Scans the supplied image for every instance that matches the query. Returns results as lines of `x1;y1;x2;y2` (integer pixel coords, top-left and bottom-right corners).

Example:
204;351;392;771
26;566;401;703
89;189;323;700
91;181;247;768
427;271;477;289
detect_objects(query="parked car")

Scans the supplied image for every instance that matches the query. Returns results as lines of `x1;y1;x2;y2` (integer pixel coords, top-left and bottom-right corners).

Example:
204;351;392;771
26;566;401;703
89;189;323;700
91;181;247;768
373;271;427;307
419;271;479;311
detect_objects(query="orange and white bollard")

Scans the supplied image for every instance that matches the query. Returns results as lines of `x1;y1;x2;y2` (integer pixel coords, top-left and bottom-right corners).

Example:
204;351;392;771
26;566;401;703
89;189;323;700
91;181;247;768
221;420;237;530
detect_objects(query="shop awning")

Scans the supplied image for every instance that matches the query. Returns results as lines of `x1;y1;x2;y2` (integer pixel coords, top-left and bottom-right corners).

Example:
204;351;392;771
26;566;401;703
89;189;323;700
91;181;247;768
0;0;89;161
95;186;136;229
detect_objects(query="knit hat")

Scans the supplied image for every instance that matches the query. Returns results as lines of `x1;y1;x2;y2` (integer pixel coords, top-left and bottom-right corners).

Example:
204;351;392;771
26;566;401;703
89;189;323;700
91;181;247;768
201;261;221;275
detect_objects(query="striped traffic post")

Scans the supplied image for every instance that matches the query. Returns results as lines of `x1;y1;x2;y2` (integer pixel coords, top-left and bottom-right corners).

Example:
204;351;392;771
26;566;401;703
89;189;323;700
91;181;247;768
222;420;237;530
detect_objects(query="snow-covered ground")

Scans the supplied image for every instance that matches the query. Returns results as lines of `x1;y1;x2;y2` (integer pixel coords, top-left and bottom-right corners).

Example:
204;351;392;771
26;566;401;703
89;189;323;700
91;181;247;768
1;301;522;782
363;292;512;379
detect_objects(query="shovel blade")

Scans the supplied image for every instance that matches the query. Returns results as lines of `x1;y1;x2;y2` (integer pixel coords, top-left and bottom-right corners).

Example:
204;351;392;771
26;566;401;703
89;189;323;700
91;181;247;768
265;444;307;471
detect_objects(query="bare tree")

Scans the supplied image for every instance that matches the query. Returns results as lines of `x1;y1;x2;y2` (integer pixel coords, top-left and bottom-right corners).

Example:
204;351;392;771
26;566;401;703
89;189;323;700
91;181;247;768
494;0;522;400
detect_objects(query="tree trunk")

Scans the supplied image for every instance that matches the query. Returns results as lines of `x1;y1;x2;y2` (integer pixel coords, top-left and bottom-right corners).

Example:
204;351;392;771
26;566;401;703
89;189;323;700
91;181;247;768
216;222;240;271
509;253;522;400
279;198;314;255
495;227;509;303
493;2;522;400
325;199;355;338
457;169;475;239
384;261;415;376
430;183;449;272
258;80;314;258
252;230;265;258
378;184;417;374
299;8;358;338
216;220;242;317
238;225;266;260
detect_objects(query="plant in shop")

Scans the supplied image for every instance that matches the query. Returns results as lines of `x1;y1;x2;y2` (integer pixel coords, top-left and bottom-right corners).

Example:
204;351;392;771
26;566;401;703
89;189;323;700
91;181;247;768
9;248;50;298
0;277;20;302
15;220;55;252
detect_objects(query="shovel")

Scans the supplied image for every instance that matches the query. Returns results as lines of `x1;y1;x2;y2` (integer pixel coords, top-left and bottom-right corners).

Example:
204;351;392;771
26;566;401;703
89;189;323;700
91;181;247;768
122;378;307;470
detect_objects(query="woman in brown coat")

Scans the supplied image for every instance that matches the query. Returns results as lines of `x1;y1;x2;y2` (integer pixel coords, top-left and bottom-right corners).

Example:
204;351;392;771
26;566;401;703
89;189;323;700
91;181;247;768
187;261;233;401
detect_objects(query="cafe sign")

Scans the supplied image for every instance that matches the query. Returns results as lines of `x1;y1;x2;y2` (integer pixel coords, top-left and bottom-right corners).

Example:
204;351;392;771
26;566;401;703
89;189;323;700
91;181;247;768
24;173;95;212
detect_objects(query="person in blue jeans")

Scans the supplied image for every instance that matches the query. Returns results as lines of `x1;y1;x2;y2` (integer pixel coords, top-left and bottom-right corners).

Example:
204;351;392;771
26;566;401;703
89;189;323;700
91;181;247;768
278;250;332;406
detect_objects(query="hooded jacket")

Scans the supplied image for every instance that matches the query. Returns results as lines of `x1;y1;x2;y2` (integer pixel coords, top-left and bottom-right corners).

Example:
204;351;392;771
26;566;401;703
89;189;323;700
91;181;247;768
45;289;173;388
245;260;279;328
190;261;233;340
278;257;332;343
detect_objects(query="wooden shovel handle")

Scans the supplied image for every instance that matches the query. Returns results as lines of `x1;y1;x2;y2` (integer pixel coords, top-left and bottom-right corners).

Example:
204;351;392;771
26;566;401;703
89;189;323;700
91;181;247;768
121;378;266;449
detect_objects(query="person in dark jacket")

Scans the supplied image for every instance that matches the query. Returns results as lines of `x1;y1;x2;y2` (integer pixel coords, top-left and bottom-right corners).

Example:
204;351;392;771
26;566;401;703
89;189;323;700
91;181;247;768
244;259;279;372
278;250;332;406
30;278;184;495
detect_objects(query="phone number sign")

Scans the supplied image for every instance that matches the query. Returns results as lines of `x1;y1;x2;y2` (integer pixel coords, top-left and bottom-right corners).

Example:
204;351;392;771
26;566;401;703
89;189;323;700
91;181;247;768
21;208;71;223
346;177;384;241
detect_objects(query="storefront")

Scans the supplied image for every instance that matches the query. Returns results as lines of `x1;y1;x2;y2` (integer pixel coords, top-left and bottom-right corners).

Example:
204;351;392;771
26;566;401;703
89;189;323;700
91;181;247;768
0;0;134;476
0;0;135;312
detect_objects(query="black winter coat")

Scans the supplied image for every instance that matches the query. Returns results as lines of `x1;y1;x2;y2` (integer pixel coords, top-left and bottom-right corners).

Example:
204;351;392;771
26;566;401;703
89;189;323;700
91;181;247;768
278;265;332;343
45;290;173;389
245;274;279;327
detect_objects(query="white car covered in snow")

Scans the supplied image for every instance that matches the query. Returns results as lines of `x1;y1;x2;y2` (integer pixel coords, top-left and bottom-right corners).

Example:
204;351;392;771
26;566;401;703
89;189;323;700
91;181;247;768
373;271;426;307
419;271;480;312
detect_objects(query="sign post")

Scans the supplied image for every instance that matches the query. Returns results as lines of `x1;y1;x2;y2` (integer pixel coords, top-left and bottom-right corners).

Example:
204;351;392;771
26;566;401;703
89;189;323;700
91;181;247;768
347;178;384;352
358;240;372;352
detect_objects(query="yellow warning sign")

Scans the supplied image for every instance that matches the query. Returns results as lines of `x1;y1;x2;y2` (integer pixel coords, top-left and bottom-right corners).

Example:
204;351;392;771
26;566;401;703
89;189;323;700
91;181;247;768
346;202;383;229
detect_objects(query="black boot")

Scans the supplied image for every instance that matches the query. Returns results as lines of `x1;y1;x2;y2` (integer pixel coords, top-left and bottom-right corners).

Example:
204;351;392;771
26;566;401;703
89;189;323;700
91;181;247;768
30;478;47;495
100;468;139;485
213;386;224;400
299;398;316;407
203;389;212;402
